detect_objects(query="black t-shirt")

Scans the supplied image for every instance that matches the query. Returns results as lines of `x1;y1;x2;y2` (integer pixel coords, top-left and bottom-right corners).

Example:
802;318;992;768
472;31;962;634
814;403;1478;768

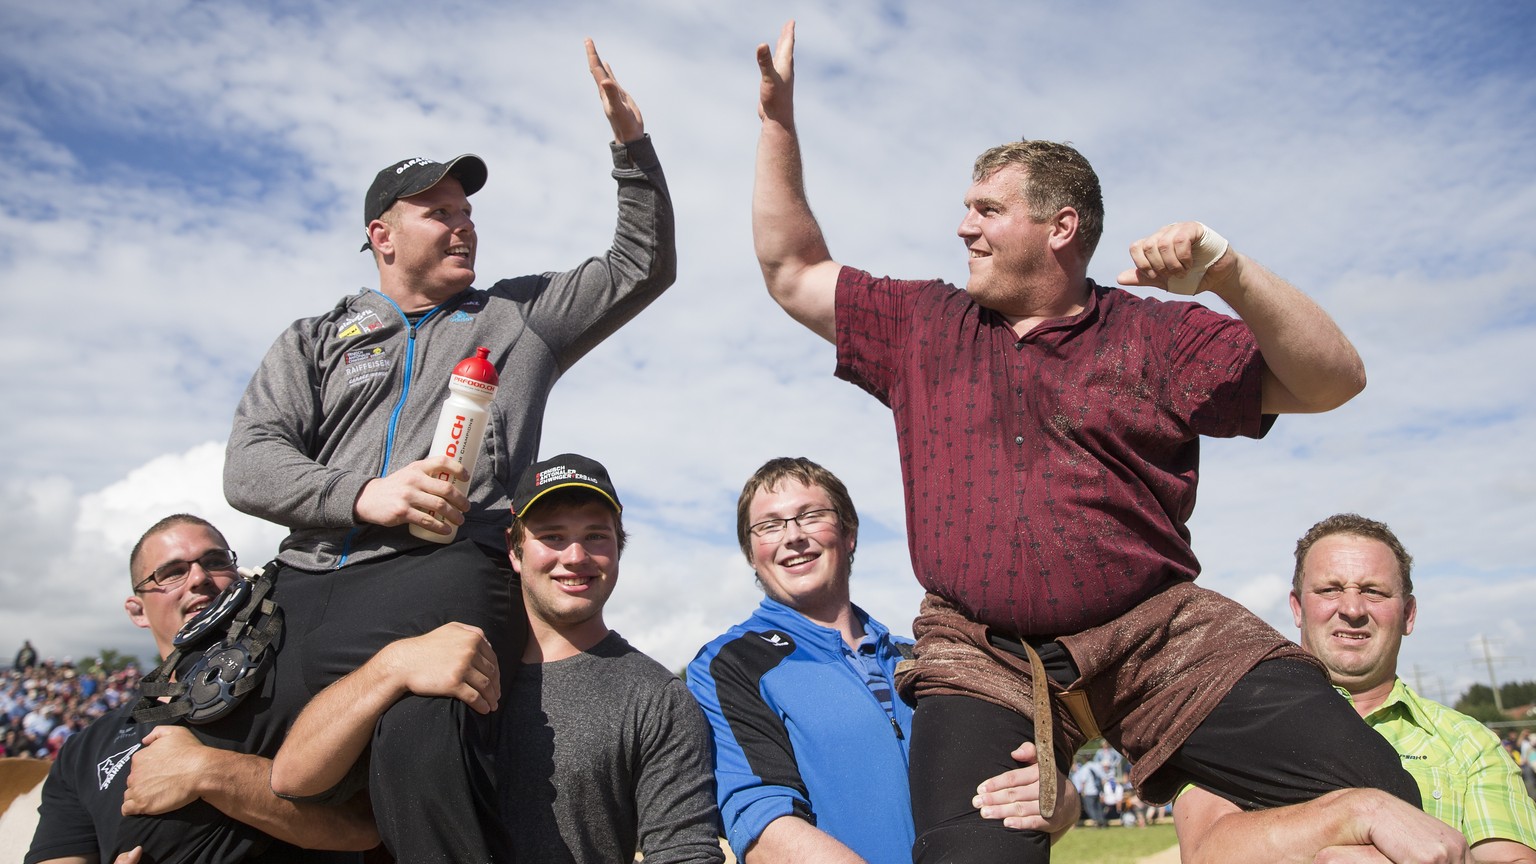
27;682;357;863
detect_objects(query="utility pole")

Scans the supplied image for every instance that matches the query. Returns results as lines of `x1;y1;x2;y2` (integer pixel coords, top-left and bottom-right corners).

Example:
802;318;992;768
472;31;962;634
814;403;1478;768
1411;664;1444;706
1476;634;1505;714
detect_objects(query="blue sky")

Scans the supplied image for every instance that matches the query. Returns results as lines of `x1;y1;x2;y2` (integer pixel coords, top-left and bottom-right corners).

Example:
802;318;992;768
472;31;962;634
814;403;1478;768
1;1;1532;706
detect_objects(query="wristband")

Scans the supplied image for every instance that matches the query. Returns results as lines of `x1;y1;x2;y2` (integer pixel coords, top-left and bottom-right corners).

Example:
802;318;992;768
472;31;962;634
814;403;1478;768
1166;223;1230;295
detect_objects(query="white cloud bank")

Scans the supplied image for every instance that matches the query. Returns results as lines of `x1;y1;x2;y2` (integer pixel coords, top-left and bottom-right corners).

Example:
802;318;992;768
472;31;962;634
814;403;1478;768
0;1;1531;699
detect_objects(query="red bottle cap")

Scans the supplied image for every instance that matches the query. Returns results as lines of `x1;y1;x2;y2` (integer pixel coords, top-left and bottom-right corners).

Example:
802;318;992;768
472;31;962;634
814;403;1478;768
453;346;499;386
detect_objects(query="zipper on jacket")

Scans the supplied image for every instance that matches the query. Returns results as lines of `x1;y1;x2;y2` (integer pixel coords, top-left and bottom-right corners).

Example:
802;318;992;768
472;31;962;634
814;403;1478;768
846;632;907;743
335;291;446;568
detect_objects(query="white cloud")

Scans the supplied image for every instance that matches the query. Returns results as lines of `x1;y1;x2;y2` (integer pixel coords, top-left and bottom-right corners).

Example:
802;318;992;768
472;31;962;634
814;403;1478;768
0;1;1531;702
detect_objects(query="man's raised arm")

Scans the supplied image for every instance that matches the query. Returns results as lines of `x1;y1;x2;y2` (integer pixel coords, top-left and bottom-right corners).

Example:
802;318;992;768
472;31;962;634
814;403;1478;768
753;20;843;343
1118;222;1367;414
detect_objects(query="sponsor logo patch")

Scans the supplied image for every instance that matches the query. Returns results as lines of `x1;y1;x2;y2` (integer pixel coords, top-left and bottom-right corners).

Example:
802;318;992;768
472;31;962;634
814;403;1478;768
343;346;392;387
337;310;384;339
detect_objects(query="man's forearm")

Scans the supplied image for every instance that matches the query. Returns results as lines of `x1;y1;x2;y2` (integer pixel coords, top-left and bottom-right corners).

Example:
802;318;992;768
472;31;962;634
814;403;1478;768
1207;252;1366;414
1183;789;1386;864
197;750;378;851
1471;838;1536;864
1176;787;1468;864
270;658;401;799
744;815;866;864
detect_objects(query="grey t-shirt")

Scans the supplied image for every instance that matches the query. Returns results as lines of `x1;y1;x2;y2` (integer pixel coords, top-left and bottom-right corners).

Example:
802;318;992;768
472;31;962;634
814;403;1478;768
499;632;724;864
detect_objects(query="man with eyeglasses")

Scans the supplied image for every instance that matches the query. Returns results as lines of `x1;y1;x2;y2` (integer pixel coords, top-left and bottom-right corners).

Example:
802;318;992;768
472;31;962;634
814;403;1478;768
687;458;1074;863
26;514;376;864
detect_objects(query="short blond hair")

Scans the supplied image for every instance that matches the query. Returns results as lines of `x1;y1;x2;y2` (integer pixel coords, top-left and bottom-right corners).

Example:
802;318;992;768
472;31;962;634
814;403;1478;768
972;140;1104;260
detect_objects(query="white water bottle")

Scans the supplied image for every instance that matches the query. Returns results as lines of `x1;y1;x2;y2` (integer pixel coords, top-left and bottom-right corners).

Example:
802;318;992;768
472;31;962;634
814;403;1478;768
410;346;499;544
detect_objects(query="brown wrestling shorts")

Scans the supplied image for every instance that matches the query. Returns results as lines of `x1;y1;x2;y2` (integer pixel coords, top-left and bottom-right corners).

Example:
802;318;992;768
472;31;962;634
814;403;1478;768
895;581;1320;805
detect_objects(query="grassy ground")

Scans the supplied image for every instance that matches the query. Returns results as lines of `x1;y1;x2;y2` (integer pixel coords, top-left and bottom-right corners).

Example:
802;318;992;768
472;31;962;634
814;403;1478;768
710;824;1179;864
1050;823;1178;864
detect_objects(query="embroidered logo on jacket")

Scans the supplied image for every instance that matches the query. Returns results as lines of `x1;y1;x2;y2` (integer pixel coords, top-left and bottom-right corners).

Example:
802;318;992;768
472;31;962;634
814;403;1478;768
449;310;474;323
97;743;141;790
336;310;384;339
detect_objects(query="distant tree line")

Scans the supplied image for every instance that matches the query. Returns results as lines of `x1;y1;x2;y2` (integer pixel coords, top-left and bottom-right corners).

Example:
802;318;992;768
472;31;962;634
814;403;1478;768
1455;679;1536;729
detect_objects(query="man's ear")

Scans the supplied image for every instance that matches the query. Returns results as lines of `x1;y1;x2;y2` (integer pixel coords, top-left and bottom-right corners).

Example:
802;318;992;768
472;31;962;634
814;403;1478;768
1048;207;1080;252
125;596;150;630
367;219;394;258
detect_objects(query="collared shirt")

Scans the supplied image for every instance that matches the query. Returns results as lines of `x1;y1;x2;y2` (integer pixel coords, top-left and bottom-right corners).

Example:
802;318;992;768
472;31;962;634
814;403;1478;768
688;599;914;862
1349;679;1536;848
836;267;1270;636
845;634;898;724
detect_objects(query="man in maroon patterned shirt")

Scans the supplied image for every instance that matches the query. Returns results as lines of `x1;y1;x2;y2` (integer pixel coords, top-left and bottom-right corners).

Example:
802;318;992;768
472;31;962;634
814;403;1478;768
750;21;1438;864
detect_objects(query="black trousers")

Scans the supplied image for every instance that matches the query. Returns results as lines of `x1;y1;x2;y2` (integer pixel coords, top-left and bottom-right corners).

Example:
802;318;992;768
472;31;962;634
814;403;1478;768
909;657;1419;863
269;539;524;864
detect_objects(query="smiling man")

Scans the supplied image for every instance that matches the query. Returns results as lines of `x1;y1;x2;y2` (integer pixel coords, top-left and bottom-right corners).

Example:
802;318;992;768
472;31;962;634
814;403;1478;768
1174;515;1536;863
223;40;675;863
26;515;375;864
271;454;725;864
747;20;1432;863
688;457;1077;864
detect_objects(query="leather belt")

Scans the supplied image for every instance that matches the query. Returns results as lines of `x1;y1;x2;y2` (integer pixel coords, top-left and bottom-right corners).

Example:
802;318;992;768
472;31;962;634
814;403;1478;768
1016;639;1102;821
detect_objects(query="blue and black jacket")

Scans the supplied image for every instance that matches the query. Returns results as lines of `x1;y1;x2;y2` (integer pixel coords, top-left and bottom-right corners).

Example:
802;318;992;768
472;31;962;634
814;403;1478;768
686;597;914;861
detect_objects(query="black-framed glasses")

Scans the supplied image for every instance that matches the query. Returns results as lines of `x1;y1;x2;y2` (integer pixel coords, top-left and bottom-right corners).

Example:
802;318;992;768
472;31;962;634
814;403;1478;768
748;509;839;542
133;549;238;593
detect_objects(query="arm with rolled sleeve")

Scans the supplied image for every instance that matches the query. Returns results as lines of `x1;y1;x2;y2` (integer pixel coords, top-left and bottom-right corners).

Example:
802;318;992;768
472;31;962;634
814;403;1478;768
685;645;860;863
1459;728;1536;862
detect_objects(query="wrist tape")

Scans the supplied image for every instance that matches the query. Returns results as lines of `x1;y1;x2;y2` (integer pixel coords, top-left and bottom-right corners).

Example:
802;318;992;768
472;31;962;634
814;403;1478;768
1166;223;1230;295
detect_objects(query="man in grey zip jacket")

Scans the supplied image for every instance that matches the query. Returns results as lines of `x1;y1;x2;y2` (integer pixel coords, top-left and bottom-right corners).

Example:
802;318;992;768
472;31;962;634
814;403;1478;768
222;41;673;864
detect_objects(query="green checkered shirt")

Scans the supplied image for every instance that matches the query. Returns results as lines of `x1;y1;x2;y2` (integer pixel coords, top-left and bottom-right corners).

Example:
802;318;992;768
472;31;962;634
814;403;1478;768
1346;678;1536;849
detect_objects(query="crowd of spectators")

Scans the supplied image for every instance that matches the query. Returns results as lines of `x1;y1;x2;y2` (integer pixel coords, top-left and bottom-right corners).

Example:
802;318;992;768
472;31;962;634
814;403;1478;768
1511;730;1536;802
2;640;141;761
1069;740;1168;829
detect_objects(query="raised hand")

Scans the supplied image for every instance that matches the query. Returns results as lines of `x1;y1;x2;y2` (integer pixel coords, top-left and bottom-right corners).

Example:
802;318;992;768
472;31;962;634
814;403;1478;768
757;20;796;127
587;39;645;144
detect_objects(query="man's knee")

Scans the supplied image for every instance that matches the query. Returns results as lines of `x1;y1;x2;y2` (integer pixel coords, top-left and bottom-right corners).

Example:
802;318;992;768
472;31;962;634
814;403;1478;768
374;692;473;754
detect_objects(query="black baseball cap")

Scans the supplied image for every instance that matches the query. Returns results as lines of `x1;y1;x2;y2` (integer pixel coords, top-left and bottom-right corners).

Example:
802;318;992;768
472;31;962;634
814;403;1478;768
512;454;623;517
360;153;488;250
